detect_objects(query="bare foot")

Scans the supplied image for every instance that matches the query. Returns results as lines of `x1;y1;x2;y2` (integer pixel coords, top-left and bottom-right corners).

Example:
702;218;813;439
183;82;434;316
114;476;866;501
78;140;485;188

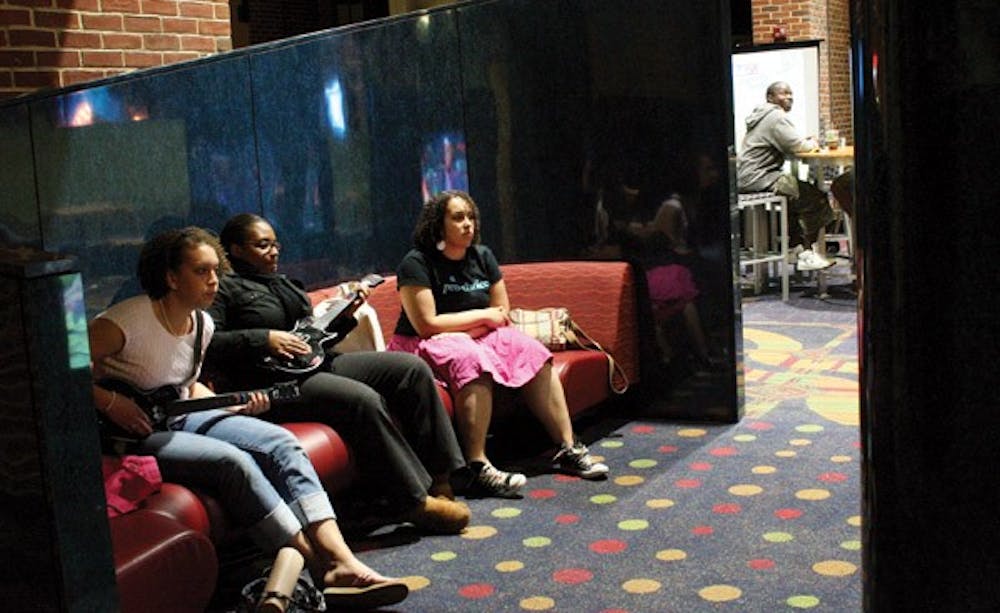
323;557;394;588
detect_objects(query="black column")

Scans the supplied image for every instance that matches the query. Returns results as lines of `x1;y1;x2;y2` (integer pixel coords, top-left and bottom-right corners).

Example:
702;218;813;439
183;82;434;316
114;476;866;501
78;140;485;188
853;1;1000;610
0;248;118;611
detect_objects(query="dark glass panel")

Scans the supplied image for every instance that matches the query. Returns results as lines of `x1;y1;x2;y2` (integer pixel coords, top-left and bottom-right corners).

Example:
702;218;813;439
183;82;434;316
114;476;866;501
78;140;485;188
30;57;258;315
250;11;464;285
0;104;42;248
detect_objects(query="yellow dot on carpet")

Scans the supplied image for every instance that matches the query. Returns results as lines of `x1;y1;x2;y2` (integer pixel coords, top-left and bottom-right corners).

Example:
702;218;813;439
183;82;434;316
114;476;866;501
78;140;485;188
787;595;821;608
523;536;552;548
590;454;607;463
813;560;858;576
789;438;812;446
678;428;708;438
496;560;524;572
618;519;649;531
590;494;618;504
733;434;757;442
520;596;555;610
399;576;431;590
656;549;687;561
698;584;742;602
461;525;498;539
646;498;675;509
629;459;657;469
776;450;798;458
796;424;825;433
622;579;661;594
752;465;777;474
796;488;831;501
615;475;645;486
601;440;624;448
729;484;764;496
763;531;794;543
831;455;853;463
840;540;862;551
431;551;457;561
492;507;522;518
847;515;862;527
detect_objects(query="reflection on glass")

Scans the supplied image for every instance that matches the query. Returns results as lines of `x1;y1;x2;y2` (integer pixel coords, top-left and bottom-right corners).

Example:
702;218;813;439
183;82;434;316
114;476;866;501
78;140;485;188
421;132;468;201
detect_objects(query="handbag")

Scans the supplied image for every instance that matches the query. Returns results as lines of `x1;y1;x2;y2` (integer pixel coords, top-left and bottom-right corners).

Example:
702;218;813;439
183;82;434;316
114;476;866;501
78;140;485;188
509;307;630;395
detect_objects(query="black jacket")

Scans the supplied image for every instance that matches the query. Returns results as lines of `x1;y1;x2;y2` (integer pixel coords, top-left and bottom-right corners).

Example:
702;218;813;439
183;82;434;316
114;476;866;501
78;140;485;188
205;261;313;387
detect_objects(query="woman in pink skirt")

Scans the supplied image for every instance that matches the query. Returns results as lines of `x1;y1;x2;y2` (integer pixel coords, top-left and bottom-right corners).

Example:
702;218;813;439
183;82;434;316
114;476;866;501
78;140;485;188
387;190;608;497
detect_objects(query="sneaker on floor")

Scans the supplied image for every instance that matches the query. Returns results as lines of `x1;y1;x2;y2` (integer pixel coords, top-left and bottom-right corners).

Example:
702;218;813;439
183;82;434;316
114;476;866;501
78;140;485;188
468;461;526;498
797;248;835;271
553;442;609;479
786;244;805;264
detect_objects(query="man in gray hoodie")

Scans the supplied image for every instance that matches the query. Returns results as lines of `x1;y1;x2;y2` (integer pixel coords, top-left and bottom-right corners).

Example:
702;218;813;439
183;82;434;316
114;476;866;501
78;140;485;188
737;81;835;271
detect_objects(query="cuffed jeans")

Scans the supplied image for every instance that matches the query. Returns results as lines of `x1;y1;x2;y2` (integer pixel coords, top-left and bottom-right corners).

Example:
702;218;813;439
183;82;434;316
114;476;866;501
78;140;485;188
137;410;335;552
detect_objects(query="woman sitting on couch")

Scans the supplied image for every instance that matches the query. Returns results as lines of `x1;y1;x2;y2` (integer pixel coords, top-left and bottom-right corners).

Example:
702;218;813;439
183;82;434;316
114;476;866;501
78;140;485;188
387;190;609;498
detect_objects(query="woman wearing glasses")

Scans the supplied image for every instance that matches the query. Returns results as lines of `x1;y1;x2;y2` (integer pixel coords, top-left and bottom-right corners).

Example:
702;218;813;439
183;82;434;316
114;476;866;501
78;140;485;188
206;213;470;534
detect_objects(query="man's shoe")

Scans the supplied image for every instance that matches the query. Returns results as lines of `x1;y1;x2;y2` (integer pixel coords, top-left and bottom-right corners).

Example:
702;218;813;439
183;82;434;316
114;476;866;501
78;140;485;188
797;249;835;271
553;442;609;479
402;495;470;534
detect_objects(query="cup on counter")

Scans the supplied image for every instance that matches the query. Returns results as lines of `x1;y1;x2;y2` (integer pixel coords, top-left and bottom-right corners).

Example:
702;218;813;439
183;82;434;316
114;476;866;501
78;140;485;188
825;129;840;150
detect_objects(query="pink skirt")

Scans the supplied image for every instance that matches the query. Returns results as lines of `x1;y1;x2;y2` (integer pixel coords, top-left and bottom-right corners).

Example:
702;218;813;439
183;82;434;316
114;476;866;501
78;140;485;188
388;325;552;391
646;264;699;321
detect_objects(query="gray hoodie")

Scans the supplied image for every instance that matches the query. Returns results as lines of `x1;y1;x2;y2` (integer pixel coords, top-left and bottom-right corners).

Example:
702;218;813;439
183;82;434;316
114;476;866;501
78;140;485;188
736;103;813;193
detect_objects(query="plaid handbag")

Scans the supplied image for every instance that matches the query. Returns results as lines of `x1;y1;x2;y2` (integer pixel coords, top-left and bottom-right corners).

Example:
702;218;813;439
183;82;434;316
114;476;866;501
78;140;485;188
509;307;629;394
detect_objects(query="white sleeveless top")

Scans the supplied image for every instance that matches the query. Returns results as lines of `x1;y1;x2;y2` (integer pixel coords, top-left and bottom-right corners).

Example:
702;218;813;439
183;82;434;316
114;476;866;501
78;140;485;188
94;295;214;400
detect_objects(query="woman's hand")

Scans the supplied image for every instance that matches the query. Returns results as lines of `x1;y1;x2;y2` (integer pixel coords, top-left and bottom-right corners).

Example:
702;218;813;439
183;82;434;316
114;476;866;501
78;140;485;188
104;394;153;437
230;390;271;416
482;305;509;328
268;330;311;359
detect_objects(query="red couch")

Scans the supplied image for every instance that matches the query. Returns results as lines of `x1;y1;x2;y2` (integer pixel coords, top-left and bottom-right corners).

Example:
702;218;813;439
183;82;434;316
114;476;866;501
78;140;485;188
106;260;639;612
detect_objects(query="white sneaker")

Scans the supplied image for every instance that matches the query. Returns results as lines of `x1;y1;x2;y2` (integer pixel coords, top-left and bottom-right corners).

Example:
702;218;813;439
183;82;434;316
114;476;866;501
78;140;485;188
797;249;835;271
786;244;804;264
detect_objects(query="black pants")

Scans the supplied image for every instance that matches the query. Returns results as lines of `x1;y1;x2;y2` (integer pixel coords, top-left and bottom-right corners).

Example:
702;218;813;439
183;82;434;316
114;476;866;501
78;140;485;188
268;351;465;510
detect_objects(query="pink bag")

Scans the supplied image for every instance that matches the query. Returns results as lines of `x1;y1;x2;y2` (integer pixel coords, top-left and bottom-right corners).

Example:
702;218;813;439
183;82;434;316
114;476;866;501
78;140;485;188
101;455;162;518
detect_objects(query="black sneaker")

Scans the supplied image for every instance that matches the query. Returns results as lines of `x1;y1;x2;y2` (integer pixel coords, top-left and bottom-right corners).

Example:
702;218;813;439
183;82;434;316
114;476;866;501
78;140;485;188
468;461;527;498
553;442;609;479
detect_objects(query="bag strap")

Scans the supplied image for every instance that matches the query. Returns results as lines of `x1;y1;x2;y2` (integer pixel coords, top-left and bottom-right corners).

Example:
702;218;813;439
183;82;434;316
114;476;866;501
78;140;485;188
565;321;630;395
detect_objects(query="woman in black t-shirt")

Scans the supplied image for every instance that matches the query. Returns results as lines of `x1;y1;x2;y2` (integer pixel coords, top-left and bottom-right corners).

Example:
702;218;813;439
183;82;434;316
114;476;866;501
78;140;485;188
388;190;610;498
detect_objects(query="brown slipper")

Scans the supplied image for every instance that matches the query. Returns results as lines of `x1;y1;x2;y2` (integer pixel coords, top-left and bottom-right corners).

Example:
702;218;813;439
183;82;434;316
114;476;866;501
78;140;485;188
403;495;471;534
322;580;408;609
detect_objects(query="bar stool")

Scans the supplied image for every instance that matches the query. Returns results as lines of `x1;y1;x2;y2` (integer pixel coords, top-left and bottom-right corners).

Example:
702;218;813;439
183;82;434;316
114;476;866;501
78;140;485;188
737;191;789;301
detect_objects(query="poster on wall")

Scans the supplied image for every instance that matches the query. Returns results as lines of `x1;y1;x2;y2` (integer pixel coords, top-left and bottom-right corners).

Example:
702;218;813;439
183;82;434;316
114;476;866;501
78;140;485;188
731;41;821;152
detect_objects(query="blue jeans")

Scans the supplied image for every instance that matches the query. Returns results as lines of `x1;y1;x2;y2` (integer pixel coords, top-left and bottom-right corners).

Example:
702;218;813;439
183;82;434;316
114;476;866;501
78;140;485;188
135;409;334;551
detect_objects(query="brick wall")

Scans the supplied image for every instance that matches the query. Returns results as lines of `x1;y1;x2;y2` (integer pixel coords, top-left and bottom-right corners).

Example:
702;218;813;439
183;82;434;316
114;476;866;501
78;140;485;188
750;0;853;143
0;0;232;101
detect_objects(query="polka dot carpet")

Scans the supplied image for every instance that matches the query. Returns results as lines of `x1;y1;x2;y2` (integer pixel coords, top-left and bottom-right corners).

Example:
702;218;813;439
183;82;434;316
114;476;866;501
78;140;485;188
351;297;860;611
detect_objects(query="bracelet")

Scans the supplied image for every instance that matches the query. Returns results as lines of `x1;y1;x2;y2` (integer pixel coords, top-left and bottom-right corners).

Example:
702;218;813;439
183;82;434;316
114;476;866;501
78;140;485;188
102;391;117;413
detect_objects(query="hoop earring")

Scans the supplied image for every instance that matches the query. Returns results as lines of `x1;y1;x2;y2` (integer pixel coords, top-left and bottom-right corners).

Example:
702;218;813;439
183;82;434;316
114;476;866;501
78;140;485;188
436;240;446;251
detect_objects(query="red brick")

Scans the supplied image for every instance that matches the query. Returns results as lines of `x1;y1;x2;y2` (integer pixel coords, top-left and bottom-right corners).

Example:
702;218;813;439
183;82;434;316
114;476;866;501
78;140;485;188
215;35;230;52
141;0;178;16
82;50;123;66
102;0;141;12
102;32;142;48
143;33;179;50
178;2;213;18
0;50;34;67
9;29;57;47
59;31;102;48
13;69;59;88
61;69;106;86
162;50;198;63
57;0;99;9
35;50;81;66
197;19;228;36
124;51;162;67
0;8;32;26
161;17;197;33
0;73;14;88
178;34;214;52
123;15;161;32
7;0;56;8
34;9;79;28
214;2;228;20
82;13;123;30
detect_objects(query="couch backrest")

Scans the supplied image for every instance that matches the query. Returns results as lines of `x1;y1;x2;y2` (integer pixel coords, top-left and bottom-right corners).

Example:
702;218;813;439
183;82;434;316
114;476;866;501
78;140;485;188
310;261;640;383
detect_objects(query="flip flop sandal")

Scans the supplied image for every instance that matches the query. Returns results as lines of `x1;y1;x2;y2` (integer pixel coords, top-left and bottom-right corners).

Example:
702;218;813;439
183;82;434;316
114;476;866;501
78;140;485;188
322;580;409;609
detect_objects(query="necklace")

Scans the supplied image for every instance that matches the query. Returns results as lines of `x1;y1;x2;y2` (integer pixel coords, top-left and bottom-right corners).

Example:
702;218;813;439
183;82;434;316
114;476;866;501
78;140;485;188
157;299;184;336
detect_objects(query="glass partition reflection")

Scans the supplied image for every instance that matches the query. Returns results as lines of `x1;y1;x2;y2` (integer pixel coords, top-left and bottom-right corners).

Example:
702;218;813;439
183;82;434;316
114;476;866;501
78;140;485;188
0;104;42;249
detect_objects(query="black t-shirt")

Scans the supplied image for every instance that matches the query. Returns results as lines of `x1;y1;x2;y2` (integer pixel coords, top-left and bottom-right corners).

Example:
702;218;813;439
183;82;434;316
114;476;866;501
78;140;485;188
393;244;502;337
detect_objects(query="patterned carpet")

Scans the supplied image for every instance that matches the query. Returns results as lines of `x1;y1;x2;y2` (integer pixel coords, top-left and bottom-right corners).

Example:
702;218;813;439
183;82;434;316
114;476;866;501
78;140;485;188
339;295;862;612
